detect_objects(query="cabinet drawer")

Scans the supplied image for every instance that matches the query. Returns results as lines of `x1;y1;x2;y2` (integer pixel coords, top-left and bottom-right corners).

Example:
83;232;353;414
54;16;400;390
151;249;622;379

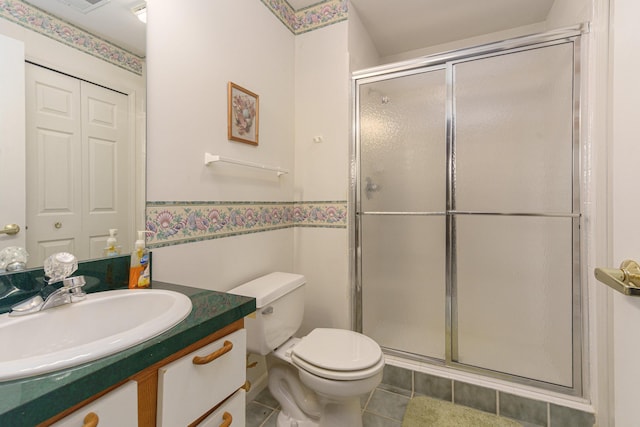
196;389;245;427
157;329;246;426
51;381;138;427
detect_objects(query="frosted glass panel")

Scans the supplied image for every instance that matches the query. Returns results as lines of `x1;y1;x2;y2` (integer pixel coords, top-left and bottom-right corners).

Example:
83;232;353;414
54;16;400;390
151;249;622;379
360;69;446;213
455;215;574;387
362;215;446;359
454;43;574;213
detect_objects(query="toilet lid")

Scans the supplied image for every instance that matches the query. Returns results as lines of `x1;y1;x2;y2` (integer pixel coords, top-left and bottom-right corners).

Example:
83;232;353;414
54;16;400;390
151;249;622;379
292;352;385;381
291;328;382;373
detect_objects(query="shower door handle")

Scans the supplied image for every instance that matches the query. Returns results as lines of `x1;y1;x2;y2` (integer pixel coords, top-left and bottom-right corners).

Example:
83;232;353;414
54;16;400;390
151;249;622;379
365;177;382;199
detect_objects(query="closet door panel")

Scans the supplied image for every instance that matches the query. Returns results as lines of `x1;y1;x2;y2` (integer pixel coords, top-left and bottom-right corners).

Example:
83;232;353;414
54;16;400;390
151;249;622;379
26;64;82;263
81;81;130;259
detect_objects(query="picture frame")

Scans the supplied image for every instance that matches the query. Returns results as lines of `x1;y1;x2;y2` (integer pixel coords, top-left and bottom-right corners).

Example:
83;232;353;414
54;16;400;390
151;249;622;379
227;82;259;145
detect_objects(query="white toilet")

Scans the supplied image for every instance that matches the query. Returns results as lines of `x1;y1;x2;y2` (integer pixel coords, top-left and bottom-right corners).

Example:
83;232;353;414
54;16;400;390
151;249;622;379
230;272;384;427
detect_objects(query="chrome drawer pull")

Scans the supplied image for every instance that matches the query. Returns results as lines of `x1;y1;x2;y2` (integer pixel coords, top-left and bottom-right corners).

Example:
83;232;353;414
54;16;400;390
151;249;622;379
192;340;233;365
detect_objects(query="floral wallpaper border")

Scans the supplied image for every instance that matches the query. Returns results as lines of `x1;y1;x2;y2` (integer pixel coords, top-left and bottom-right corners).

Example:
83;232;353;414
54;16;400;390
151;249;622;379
261;0;348;35
0;0;143;75
146;201;347;248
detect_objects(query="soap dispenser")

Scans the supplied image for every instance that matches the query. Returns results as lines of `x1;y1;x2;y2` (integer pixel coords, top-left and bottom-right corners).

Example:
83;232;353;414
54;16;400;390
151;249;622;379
103;229;121;257
128;231;150;289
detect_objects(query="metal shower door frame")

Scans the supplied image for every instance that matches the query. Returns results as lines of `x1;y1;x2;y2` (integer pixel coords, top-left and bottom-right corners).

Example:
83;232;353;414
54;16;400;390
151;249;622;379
351;25;586;396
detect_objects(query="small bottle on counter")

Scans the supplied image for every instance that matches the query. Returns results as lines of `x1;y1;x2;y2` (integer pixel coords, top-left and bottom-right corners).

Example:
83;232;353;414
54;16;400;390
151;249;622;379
128;231;150;289
103;229;122;257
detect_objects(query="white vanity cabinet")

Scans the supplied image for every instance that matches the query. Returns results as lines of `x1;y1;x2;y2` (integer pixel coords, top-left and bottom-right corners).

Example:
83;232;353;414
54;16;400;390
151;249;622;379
51;381;138;427
157;329;246;426
40;319;248;427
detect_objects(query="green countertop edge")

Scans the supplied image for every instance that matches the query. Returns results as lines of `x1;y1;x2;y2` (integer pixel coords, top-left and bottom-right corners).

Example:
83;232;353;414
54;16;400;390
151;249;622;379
0;282;256;426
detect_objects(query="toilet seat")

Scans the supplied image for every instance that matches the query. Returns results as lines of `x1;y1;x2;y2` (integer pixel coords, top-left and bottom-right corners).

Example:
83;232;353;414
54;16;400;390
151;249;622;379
290;328;384;381
292;353;385;381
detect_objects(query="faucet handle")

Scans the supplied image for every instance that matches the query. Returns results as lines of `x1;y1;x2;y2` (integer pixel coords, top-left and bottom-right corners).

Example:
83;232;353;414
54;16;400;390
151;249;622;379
62;275;87;301
44;252;78;284
62;275;86;289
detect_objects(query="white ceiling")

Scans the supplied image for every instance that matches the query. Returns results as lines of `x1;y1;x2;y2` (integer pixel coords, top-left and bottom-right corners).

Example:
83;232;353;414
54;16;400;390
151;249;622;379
24;0;557;60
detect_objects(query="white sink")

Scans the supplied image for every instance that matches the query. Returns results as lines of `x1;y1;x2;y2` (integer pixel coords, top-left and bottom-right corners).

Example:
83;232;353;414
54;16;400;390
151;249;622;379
0;289;192;382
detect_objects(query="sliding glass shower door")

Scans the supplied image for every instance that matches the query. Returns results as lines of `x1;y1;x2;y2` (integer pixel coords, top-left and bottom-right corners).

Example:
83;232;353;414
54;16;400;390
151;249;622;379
452;43;577;387
359;69;447;360
355;36;582;393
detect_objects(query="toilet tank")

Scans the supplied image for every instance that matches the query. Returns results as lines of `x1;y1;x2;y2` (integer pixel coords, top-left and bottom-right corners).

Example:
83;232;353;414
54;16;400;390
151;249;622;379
229;272;306;355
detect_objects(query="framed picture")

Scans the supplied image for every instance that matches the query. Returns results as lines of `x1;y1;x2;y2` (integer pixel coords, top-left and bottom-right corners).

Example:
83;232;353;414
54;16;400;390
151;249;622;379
228;82;259;145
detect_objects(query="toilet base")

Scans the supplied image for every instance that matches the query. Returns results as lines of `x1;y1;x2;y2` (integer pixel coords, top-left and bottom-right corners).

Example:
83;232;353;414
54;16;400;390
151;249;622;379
275;399;363;427
276;410;318;427
268;360;367;427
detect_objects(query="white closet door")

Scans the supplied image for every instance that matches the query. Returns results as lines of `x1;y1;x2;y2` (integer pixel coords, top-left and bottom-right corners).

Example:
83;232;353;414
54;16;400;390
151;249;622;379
26;65;130;265
80;81;130;259
0;34;25;251
26;64;83;262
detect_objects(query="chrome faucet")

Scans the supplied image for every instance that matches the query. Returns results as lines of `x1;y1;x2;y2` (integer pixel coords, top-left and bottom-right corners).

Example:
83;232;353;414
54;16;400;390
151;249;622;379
9;252;87;317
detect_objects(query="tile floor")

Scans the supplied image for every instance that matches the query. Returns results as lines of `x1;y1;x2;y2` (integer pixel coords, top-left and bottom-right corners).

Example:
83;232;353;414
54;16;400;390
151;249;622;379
246;382;410;427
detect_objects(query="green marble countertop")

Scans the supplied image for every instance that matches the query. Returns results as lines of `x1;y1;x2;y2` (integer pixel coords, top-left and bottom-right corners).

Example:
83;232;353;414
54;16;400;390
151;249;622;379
0;282;256;426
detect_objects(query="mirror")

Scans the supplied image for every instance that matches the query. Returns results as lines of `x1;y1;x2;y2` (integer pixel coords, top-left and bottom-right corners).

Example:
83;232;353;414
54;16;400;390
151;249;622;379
0;0;146;270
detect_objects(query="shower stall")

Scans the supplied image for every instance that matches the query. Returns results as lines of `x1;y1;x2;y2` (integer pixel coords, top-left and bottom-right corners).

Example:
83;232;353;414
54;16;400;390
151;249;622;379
352;27;584;395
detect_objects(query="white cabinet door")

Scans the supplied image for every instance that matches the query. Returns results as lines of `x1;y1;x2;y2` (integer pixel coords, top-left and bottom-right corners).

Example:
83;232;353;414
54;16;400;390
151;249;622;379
196;389;246;427
157;329;246;427
51;381;138;427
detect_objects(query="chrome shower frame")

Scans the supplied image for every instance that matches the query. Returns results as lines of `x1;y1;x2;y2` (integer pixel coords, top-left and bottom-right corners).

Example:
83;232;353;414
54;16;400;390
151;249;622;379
350;24;588;396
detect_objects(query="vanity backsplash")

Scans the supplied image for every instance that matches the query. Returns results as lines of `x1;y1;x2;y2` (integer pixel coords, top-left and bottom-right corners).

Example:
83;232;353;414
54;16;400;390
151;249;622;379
0;254;137;314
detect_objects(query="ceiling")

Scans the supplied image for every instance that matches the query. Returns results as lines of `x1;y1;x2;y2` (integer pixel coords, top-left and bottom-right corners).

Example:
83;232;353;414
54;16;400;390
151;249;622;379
24;0;557;59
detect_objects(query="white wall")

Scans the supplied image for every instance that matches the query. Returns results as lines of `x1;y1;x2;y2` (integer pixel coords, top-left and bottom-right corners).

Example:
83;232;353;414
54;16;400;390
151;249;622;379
546;0;592;29
381;23;546;65
146;0;296;291
294;22;351;334
348;2;380;72
293;22;350;202
147;0;294;204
